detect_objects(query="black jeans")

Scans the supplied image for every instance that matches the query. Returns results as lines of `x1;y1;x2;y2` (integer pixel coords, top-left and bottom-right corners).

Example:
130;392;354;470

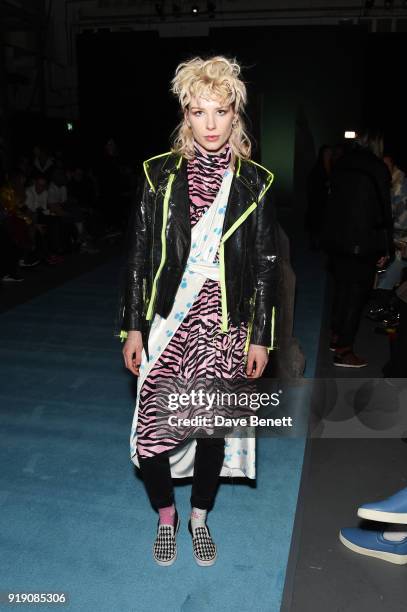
138;436;225;510
330;253;378;348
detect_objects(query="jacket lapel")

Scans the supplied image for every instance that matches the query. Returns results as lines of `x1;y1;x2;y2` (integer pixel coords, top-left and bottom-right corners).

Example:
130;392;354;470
154;155;258;245
163;156;191;244
222;161;258;237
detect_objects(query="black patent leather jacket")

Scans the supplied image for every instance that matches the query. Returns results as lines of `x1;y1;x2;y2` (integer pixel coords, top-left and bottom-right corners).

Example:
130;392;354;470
118;151;282;360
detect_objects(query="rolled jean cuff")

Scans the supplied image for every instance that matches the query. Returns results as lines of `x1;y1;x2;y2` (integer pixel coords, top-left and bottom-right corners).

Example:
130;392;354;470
190;494;215;511
151;493;175;510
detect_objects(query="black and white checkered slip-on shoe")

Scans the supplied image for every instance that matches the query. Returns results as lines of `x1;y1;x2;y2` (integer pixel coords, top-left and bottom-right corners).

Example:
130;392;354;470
188;519;217;566
153;511;180;566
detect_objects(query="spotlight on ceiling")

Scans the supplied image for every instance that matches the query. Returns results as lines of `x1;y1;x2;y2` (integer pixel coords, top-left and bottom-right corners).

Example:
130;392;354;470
191;5;199;14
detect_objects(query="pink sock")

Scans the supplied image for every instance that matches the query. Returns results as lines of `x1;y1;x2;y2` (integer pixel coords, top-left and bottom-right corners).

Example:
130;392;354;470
158;504;175;526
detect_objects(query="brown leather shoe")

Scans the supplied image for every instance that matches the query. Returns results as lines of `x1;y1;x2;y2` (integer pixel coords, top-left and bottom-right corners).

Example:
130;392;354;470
333;349;368;368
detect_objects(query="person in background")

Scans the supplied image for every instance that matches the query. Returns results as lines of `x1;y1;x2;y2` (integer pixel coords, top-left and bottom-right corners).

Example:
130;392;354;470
340;482;407;565
321;128;394;368
0;193;24;282
0;170;40;268
33;145;54;179
24;174;63;265
376;155;407;291
25;174;49;216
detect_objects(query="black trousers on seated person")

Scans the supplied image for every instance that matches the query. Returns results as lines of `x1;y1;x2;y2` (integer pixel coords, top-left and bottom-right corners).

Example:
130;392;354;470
138;436;225;510
330;253;378;348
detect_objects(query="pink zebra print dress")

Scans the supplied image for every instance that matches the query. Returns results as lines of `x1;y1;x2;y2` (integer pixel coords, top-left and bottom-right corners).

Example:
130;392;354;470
136;142;249;459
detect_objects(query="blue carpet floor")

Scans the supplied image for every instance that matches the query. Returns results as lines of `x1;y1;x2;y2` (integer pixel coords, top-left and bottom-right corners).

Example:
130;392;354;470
0;248;325;612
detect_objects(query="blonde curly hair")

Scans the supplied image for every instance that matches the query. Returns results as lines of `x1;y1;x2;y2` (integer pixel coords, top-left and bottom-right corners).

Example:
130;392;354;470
170;56;251;160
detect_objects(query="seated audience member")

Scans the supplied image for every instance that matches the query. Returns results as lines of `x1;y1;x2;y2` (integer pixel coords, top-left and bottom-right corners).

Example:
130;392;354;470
0;171;40;267
376;155;407;291
0;198;24;282
340;484;407;565
33;145;54;179
24;175;63;264
25;174;49;218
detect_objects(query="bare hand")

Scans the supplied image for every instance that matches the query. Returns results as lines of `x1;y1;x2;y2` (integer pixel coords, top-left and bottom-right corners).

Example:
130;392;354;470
122;330;143;376
246;344;269;378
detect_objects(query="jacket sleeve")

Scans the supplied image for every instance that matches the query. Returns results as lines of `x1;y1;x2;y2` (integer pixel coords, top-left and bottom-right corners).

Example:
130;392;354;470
120;174;152;332
250;179;282;351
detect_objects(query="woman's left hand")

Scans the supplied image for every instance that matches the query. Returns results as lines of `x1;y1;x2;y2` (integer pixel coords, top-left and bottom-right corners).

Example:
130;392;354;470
246;344;269;378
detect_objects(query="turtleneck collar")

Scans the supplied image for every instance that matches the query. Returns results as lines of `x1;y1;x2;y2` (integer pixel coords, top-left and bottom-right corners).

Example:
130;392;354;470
192;140;232;171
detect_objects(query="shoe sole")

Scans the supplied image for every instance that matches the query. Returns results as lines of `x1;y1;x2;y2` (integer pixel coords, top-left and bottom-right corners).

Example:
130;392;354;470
358;508;407;524
193;547;217;567
153;517;180;567
333;362;368;368
339;531;407;564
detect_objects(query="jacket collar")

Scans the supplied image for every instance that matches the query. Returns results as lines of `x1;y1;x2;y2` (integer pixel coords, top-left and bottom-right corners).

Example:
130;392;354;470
158;153;260;199
151;152;262;237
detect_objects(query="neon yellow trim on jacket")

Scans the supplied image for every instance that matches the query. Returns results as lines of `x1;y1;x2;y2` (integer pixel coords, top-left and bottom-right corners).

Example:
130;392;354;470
218;160;274;337
135;153;275;348
247;159;274;201
143;151;172;193
270;305;276;351
219;202;257;332
145;171;176;320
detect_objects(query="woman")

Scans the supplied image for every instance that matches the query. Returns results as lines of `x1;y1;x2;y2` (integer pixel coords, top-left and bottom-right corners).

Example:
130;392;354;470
119;56;281;566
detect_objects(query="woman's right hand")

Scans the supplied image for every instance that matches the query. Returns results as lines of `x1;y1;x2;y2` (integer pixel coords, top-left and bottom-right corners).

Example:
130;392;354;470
122;330;143;376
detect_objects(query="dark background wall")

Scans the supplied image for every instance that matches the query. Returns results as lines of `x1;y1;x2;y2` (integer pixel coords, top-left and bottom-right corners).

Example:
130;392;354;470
75;26;404;208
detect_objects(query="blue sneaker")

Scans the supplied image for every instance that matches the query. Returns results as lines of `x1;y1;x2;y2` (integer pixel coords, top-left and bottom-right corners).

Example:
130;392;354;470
339;528;407;564
357;487;407;524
